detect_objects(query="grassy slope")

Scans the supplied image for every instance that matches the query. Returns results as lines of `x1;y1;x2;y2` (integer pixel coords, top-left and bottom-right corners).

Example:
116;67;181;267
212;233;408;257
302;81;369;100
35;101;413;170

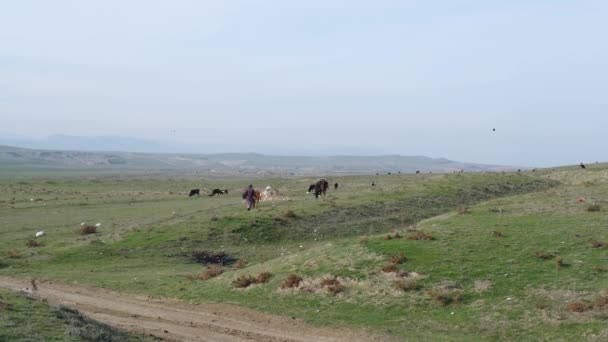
0;167;607;340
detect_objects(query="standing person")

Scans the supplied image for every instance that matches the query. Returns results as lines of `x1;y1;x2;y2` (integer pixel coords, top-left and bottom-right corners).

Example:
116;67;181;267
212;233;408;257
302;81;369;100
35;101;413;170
243;184;256;211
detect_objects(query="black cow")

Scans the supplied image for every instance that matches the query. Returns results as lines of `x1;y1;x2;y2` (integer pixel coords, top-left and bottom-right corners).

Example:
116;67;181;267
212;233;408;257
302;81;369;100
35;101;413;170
580;162;586;169
307;184;316;193
334;182;339;190
313;179;329;199
209;189;228;196
415;170;420;174
188;189;200;197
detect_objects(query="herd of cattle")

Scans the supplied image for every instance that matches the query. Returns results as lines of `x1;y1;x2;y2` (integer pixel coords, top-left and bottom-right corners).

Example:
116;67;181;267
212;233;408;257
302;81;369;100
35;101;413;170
187;178;338;208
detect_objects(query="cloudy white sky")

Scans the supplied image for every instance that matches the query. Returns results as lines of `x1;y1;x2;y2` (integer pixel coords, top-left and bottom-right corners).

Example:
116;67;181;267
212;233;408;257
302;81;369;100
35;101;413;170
1;0;606;166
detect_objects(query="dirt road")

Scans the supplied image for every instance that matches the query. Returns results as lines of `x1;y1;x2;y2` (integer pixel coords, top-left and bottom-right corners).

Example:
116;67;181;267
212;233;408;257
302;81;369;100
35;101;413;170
0;277;383;342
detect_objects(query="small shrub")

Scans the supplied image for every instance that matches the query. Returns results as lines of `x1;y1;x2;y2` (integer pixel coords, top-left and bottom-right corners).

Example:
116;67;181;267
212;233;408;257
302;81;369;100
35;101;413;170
381;263;398;273
407;231;434;240
26;239;42;248
383;234;393;241
281;274;303;289
592;266;607;272
587;203;601;212
392;278;419;292
534;251;554;259
233;272;272;288
457;206;469;214
256;272;272;284
591;240;607;248
199;265;223;280
320;277;340;286
359;236;369;244
320;277;344;295
284;210;297;218
555;258;567;267
492;231;504;238
389;252;407;264
235;258;247;269
567;301;592;313
80;225;97;235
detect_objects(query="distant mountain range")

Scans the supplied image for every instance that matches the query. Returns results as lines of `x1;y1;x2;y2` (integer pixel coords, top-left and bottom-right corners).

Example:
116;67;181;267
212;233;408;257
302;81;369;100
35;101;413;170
0;144;514;177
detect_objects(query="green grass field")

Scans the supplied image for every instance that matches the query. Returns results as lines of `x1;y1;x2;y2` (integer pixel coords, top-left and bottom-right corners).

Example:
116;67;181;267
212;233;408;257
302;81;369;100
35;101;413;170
1;165;607;340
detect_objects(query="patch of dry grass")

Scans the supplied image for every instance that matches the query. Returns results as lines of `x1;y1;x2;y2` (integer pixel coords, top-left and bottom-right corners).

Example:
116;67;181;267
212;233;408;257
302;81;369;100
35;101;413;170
590;240;607;248
381;263;398;273
233;272;272;288
235;258;247;269
7;249;21;259
473;280;492;293
389;252;407;264
567;301;592;313
283;210;297;218
534;250;554;259
407;231;435;240
492;231;504;238
427;289;464;306
256;272;272;284
392;278;419;292
199;265;223;280
587;203;601;212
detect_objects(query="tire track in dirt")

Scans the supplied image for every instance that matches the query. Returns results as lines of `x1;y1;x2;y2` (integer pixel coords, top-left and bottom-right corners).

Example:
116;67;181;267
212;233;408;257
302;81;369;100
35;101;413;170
0;277;386;342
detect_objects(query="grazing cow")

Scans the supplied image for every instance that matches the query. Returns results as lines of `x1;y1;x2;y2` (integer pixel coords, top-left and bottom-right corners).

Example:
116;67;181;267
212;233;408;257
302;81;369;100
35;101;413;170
209;189;228;196
307;184;316;193
312;179;329;199
371;182;375;187
188;189;200;197
415;170;420;174
580;162;586;169
334;182;339;190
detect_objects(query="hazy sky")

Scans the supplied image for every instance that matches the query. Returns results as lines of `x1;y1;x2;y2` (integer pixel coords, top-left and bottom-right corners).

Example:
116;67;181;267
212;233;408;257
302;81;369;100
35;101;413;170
1;1;606;166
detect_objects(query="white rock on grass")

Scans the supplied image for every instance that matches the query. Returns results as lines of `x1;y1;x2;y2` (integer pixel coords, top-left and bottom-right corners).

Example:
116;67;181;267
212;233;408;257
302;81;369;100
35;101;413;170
35;231;45;237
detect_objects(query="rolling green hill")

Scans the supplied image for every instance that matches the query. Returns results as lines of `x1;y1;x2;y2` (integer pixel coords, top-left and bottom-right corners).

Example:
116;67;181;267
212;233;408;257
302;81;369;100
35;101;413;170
0;145;512;178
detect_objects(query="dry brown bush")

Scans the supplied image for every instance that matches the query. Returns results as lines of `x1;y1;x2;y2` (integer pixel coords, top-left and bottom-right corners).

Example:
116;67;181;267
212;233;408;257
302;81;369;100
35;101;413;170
233;275;257;288
359;236;369;244
320;277;340;286
256;272;272;284
26;239;42;247
199;265;223;280
389;252;407;264
281;274;303;289
407;231;434;240
492;231;504;238
80;225;97;235
567;301;592;313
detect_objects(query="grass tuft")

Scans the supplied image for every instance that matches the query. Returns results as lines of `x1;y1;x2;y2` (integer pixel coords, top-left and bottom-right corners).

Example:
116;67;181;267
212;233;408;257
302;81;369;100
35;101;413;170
256;272;272;284
283;210;297;218
492;231;504;238
7;249;21;259
587;203;601;212
381;263;399;273
235;258;247;269
590;240;607;248
427;290;464;306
